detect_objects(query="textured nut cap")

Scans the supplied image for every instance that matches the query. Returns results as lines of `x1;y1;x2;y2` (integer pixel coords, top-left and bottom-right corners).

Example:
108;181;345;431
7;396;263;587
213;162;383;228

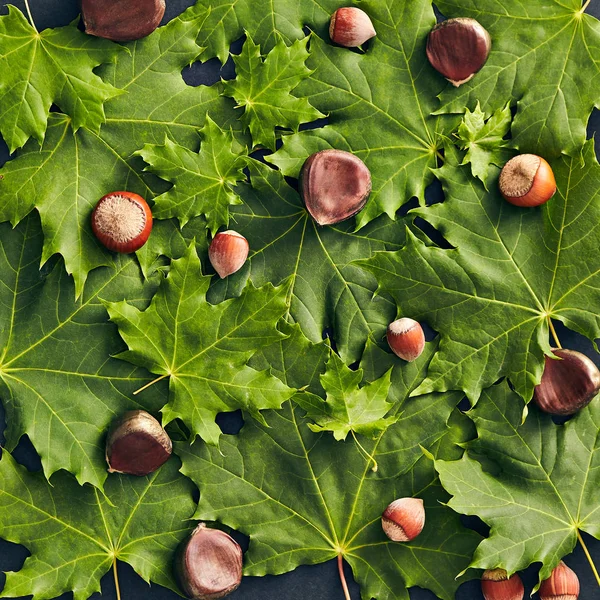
539;561;580;600
92;191;153;253
499;154;557;207
300;149;371;226
81;0;166;42
208;231;249;279
481;570;524;600
175;524;243;600
426;18;491;86
534;349;600;415
329;8;376;47
386;318;425;362
382;497;425;542
105;410;172;476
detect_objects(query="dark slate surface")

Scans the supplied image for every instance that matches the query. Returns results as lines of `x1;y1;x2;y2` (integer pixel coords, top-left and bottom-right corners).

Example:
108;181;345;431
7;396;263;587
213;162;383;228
0;1;599;599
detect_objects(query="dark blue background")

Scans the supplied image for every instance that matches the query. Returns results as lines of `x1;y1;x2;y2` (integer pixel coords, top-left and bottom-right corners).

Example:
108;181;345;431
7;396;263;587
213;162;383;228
0;1;599;599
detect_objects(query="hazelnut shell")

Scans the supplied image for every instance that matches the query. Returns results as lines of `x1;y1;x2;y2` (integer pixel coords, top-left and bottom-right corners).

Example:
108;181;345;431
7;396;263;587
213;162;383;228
208;231;249;279
499;155;557;207
386;318;425;362
382;497;425;542
329;8;376;48
481;569;524;600
539;561;580;600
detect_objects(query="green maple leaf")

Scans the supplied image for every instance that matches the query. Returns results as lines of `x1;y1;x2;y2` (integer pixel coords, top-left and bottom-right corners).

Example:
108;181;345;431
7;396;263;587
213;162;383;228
298;350;396;441
0;6;122;153
208;159;407;364
269;0;458;229
223;35;325;150
0;4;238;296
0;214;166;489
434;0;600;157
135;117;247;233
436;381;600;587
455;102;513;186
0;452;196;600
359;140;600;404
106;244;296;446
188;0;342;63
178;326;480;600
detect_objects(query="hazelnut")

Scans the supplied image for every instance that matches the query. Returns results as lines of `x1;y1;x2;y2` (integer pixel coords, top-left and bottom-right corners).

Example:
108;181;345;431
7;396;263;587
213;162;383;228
382;497;425;542
91;191;153;253
481;569;524;600
386;318;425;362
539;561;580;600
329;7;376;48
499;154;557;207
208;231;249;279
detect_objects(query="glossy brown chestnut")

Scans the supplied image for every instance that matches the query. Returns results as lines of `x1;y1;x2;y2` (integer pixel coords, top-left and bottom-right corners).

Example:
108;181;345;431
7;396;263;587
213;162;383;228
499;154;557;207
329;7;376;48
81;0;165;42
300;149;371;226
106;410;172;476
208;231;249;279
481;569;524;600
426;18;491;86
381;497;425;542
534;349;600;416
386;318;425;362
92;191;153;253
539;561;580;600
175;524;243;600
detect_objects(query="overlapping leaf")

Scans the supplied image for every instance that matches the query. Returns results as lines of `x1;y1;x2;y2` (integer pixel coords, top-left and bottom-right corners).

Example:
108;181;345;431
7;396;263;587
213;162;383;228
436;381;600;586
455;103;513;186
269;0;458;228
0;6;122;153
106;244;295;446
208;160;406;364
178;325;480;600
136;117;246;233
0;452;195;600
297;350;396;440
0;4;238;295
435;0;600;157
223;35;324;150
359;141;600;403
0;214;165;489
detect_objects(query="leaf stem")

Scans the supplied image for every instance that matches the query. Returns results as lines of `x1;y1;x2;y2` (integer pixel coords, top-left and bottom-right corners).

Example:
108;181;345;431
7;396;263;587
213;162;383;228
582;0;592;13
133;373;170;395
337;554;352;600
23;0;38;33
577;530;600;586
351;431;378;472
548;319;562;349
113;559;122;600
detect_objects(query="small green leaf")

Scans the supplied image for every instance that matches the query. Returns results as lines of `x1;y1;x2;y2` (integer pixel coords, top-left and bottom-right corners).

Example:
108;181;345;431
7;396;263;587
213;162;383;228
298;351;396;441
223;35;325;150
106;244;296;445
136;117;247;232
455;102;513;187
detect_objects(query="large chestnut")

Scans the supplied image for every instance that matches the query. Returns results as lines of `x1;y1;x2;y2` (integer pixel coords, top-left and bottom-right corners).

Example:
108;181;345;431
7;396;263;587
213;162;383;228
81;0;166;42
